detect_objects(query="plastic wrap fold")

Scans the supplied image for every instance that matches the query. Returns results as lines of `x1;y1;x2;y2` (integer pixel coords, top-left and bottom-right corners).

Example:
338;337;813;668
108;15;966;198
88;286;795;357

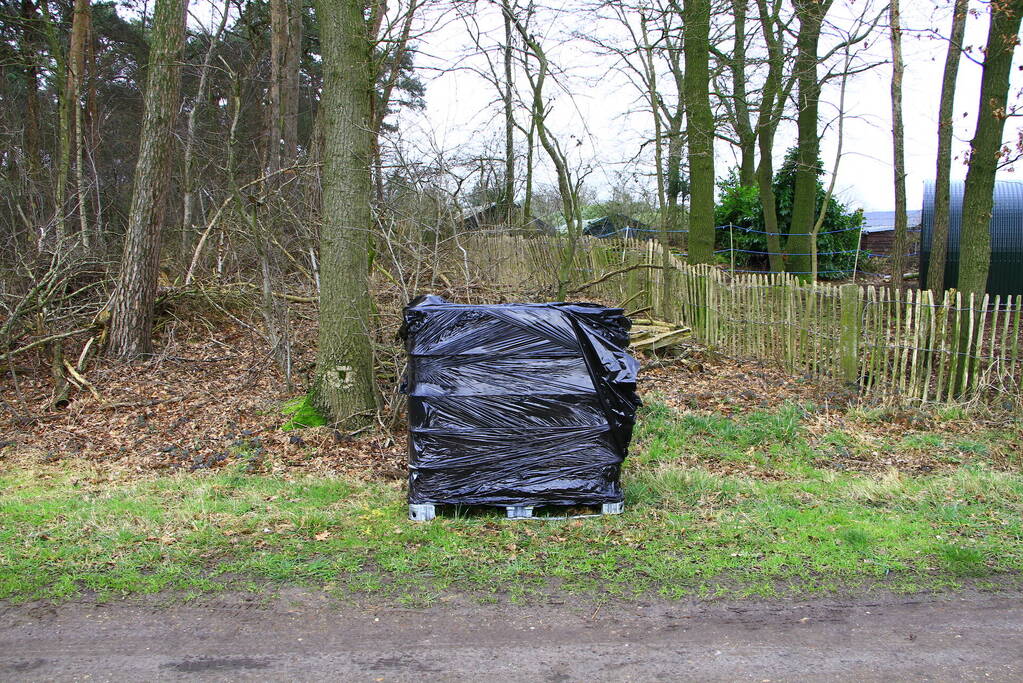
400;295;641;506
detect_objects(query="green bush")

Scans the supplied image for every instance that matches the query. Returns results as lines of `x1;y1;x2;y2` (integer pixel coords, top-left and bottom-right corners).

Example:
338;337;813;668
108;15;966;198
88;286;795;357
714;148;866;279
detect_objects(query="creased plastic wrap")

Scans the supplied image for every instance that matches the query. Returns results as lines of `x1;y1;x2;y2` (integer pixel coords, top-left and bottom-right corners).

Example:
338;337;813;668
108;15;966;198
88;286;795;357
400;295;641;507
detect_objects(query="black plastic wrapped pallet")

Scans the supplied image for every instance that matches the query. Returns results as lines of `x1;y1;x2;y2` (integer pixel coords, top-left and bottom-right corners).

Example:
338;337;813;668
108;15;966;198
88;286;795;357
400;295;641;507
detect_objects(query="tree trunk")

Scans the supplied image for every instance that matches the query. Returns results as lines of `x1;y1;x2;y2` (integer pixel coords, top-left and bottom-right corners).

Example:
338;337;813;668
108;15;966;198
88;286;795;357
683;0;714;264
68;0;92;248
927;0;967;293
957;0;1023;298
508;10;581;296
503;0;516;224
106;0;188;358
730;0;756;187
269;0;286;174
754;0;787;274
889;0;908;291
20;0;44;224
283;0;303;161
786;0;831;280
640;12;673;316
37;0;71;243
310;0;377;428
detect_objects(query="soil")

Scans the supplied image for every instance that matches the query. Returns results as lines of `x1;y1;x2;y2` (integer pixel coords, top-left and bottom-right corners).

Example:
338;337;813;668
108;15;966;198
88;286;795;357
2;589;1021;681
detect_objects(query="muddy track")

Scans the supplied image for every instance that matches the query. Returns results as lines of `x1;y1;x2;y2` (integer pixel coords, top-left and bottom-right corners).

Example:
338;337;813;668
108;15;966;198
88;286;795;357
2;590;1022;681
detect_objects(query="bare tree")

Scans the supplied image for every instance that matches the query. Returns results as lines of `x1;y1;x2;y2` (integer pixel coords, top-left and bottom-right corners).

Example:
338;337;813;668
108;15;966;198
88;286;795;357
926;0;968;293
507;5;587;297
888;0;907;290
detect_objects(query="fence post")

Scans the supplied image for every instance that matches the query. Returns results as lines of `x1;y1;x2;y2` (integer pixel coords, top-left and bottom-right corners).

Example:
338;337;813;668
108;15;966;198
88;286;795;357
840;283;860;385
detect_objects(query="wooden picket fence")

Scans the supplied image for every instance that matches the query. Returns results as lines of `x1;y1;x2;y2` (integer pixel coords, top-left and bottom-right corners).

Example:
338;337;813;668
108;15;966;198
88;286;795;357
456;234;1023;405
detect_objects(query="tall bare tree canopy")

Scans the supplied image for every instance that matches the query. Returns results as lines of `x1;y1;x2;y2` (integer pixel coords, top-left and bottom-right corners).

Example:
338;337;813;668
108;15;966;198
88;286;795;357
1;0;1022;416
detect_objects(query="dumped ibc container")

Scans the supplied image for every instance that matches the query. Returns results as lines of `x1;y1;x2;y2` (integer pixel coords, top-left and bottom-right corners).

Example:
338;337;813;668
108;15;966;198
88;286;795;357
400;295;641;521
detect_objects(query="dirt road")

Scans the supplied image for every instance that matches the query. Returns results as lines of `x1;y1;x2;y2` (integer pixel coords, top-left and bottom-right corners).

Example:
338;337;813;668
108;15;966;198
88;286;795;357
2;590;1022;681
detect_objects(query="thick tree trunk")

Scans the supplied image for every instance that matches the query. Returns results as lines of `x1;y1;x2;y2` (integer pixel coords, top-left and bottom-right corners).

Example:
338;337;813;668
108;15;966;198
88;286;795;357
786;0;831;280
889;0;908;290
927;0;967;293
310;0;377;427
106;0;188;358
683;0;714;264
954;0;1023;395
957;1;1023;298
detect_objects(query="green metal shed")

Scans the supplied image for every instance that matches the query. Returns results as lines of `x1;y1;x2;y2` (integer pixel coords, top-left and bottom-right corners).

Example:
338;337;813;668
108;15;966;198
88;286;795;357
921;179;1023;295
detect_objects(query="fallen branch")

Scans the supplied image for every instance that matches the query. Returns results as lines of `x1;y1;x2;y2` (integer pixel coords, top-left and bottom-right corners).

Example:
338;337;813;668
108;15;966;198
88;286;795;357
568;263;663;294
63;359;100;400
0;327;95;364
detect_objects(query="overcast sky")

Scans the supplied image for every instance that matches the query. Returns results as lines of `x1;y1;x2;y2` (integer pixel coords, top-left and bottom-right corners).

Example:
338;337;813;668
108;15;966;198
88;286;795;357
399;0;1023;213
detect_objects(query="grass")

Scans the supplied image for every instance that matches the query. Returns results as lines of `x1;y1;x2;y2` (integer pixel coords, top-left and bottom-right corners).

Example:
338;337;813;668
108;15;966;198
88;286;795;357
2;400;1023;604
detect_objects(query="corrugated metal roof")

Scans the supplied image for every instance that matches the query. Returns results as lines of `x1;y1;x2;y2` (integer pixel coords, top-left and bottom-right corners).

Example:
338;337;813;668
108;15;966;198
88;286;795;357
861;209;923;232
920;179;1023;295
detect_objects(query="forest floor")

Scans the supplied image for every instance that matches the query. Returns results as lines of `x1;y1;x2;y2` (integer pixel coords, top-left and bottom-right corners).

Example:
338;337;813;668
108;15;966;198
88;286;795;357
2;299;1023;606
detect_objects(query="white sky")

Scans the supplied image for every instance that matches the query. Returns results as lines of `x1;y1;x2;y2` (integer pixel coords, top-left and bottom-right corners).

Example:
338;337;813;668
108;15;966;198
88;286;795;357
397;0;1023;213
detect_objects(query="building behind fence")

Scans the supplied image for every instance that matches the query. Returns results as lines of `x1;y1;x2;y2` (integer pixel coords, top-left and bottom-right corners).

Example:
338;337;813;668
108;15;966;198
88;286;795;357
458;234;1022;405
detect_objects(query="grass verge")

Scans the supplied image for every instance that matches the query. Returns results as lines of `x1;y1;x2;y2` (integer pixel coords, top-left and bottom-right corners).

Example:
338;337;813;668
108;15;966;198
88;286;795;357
2;401;1022;604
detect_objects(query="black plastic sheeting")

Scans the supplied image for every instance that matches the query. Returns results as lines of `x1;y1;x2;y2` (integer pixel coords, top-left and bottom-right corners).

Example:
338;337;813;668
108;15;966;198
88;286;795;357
400;295;641;507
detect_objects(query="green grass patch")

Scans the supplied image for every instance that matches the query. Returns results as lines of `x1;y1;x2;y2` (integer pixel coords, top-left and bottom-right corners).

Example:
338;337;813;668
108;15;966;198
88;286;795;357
3;401;1022;604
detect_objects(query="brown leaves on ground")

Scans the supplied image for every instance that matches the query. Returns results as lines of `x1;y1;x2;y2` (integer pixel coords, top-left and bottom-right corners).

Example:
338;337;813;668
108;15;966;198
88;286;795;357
2;312;1017;483
0;313;404;479
639;346;858;415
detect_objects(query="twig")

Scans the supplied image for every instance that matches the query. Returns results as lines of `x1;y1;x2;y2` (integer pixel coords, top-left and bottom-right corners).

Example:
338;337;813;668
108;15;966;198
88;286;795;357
96;396;184;411
0;327;94;364
62;359;100;400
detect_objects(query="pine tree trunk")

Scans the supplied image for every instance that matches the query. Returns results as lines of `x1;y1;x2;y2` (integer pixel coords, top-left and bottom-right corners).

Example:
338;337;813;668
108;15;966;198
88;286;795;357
927;0;967;293
310;0;377;428
786;0;830;281
683;0;714;264
68;0;91;248
889;0;908;291
107;0;188;358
